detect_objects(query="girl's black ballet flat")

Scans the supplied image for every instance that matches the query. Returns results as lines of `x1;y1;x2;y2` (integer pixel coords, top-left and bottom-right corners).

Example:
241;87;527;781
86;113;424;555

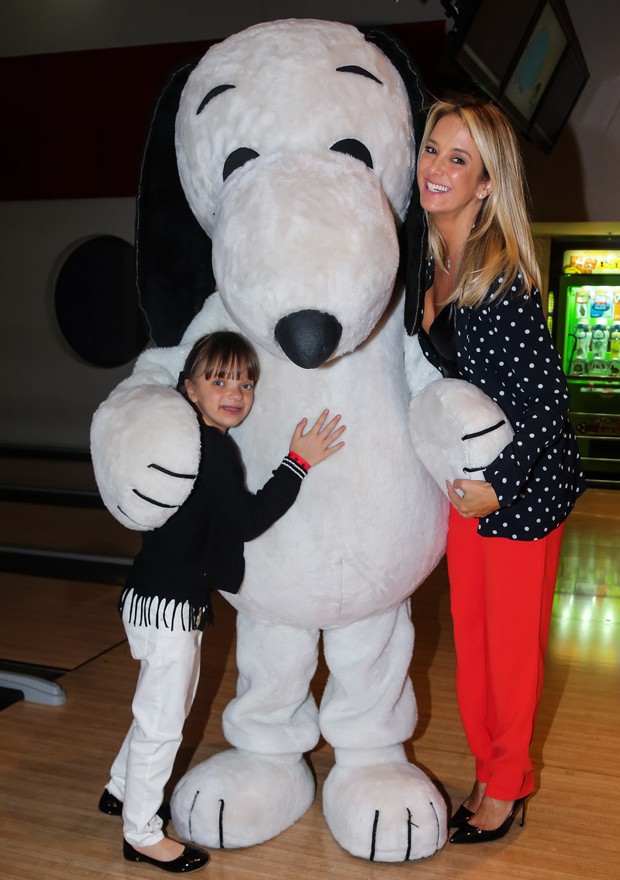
123;840;210;872
449;802;474;827
99;789;123;815
99;789;171;822
449;797;526;844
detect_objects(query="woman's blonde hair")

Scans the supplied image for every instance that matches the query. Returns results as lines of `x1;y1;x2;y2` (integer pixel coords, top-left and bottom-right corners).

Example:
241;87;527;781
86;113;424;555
420;99;541;306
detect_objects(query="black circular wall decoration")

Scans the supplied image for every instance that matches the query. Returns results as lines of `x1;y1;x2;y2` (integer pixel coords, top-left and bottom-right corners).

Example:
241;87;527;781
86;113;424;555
54;235;149;368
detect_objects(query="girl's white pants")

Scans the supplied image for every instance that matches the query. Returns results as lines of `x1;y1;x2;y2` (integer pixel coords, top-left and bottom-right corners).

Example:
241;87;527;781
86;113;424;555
105;597;203;847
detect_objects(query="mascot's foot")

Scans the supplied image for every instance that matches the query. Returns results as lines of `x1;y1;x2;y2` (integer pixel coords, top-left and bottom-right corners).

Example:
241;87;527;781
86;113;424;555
323;754;447;862
170;749;315;849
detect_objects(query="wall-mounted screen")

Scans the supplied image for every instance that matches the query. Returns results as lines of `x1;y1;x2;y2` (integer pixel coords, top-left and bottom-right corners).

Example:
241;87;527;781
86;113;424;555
502;2;567;124
454;0;540;94
527;40;590;149
448;0;589;151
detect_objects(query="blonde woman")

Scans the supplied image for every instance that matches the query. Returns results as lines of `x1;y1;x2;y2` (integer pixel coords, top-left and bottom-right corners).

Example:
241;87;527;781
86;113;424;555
416;100;585;843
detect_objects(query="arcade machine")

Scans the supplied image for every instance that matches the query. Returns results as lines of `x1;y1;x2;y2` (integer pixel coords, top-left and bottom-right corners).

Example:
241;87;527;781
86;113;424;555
550;248;620;487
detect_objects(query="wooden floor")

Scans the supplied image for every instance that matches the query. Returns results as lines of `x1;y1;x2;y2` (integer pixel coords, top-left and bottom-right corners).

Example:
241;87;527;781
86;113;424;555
0;485;618;879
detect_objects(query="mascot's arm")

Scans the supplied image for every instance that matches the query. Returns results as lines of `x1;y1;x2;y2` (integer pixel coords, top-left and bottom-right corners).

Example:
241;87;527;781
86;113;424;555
405;333;513;497
90;343;200;531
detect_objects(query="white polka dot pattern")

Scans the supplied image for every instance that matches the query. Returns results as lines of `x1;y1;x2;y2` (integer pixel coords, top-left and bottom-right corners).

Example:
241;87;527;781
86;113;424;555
419;262;586;540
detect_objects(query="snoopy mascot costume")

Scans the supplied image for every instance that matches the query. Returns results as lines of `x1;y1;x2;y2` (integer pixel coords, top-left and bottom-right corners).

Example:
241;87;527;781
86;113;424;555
91;19;512;862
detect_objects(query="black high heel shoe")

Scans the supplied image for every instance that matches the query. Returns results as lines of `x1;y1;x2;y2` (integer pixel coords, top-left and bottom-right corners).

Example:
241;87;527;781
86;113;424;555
123;839;210;873
449;802;474;828
449;797;526;844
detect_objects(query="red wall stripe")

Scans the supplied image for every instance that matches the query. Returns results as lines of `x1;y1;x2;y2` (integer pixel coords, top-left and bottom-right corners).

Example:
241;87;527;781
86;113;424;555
0;22;443;201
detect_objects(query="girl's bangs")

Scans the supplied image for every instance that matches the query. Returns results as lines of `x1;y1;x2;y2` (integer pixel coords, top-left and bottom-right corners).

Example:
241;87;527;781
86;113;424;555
205;353;257;382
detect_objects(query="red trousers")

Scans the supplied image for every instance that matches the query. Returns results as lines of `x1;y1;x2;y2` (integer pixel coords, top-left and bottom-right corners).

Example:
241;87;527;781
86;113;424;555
446;507;565;800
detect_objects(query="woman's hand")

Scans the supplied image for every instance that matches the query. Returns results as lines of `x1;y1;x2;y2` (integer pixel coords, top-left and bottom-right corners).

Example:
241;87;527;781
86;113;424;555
290;409;346;467
446;478;500;518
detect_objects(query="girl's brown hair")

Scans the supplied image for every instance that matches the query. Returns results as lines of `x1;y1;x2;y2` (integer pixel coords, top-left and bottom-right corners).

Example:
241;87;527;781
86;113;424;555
179;332;260;395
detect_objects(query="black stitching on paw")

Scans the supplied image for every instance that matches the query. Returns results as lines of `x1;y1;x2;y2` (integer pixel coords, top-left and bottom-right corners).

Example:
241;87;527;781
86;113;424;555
148;463;197;479
188;789;200;838
461;419;507;441
218;799;225;849
429;800;441;852
131;488;180;508
117;505;147;527
406;807;413;860
370;809;379;861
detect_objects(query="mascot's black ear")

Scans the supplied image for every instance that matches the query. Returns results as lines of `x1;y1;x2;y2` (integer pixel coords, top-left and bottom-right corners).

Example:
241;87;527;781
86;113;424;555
363;27;429;336
136;59;216;347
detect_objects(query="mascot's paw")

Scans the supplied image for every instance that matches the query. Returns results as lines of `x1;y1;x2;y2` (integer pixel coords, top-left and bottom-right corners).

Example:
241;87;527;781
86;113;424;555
170;749;315;849
90;384;201;530
323;761;447;862
409;378;514;497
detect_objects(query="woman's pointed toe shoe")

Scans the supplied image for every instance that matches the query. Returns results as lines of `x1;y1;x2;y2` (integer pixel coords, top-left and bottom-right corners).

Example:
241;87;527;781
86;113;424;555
449;802;474;827
449;797;526;844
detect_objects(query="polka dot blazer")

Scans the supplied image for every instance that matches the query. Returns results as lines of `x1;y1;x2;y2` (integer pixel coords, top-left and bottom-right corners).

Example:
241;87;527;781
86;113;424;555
419;263;587;540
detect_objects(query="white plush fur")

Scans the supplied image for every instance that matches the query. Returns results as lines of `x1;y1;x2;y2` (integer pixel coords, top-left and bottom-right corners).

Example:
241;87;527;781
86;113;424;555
410;376;514;497
90;19;509;862
172;750;315;849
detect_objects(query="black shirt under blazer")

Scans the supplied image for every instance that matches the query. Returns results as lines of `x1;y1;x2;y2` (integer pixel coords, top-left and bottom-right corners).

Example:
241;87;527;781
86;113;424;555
419;261;586;540
121;423;306;629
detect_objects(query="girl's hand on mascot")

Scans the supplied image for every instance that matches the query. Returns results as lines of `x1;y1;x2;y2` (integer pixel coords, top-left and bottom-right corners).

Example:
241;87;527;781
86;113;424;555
446;478;500;518
290;410;346;467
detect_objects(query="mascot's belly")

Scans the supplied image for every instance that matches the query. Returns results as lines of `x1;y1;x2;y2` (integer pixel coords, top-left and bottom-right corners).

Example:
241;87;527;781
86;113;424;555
225;339;447;628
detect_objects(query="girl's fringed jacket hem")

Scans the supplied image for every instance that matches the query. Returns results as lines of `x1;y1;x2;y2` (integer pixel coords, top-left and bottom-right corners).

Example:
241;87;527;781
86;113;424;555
119;587;213;631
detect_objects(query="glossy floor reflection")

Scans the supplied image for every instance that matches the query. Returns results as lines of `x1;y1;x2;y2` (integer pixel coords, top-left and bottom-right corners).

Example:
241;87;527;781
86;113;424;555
557;487;620;595
550;487;619;667
0;472;617;880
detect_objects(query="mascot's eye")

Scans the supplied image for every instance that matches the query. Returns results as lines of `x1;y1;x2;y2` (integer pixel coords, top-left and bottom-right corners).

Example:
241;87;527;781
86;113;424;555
223;147;260;181
330;139;373;169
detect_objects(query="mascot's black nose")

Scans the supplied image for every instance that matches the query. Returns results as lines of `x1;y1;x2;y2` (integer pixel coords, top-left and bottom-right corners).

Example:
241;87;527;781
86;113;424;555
275;310;342;369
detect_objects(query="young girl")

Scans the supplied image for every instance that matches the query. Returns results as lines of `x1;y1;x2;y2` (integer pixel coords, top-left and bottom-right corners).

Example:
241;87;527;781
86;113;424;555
98;331;346;872
416;100;585;844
